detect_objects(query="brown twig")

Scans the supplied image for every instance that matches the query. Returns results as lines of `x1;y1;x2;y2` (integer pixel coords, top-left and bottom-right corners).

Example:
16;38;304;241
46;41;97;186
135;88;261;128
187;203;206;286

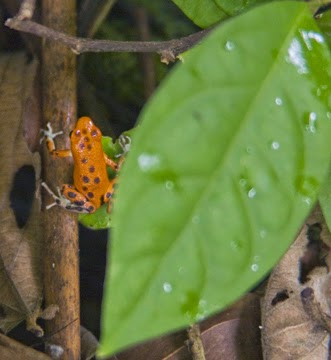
16;0;36;20
5;16;211;62
187;324;206;360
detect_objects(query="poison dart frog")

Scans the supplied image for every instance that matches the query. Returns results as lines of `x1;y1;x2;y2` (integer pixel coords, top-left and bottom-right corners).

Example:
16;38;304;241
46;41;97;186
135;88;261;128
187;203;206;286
40;116;125;214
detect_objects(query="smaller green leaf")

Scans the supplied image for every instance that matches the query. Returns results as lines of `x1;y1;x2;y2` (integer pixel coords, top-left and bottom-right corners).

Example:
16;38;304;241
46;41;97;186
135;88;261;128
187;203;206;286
79;204;112;229
172;0;278;28
214;0;271;15
172;0;227;28
101;136;124;160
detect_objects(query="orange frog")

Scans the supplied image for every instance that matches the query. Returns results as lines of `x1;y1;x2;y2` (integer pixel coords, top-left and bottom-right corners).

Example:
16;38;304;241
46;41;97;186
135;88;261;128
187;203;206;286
40;116;124;213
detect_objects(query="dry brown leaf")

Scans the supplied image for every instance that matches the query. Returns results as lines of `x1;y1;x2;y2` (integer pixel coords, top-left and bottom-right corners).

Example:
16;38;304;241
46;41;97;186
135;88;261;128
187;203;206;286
0;52;50;336
261;205;331;359
0;333;51;360
110;293;261;360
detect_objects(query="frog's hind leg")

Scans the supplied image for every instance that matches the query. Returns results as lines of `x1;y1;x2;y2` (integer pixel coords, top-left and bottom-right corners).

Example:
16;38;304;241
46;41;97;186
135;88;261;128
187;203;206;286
41;182;66;210
42;182;95;213
61;184;96;213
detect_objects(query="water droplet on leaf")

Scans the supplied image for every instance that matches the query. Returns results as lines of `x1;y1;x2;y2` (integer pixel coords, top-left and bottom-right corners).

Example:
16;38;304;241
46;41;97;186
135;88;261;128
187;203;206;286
248;188;256;198
287;37;308;74
251;263;259;272
225;40;235;51
302;196;312;205
181;291;208;322
165;180;174;190
275;97;283;106
304;111;317;133
271;141;280;150
138;153;160;172
163;282;172;293
300;30;324;51
196;299;208;321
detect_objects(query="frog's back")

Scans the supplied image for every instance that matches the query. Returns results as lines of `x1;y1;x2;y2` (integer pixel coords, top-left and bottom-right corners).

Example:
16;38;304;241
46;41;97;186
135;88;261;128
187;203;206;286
71;117;109;207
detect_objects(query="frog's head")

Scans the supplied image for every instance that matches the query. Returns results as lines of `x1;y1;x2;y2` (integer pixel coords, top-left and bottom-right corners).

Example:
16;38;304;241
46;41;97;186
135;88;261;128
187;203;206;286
71;116;102;141
76;116;95;132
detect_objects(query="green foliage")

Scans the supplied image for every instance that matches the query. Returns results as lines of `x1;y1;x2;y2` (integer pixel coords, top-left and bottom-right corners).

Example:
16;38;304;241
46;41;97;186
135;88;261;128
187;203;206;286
127;0;198;37
98;1;331;357
172;0;227;27
214;0;269;15
172;0;280;27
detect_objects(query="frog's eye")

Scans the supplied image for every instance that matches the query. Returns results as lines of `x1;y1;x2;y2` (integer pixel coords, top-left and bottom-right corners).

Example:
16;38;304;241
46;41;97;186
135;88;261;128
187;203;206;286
91;129;99;138
72;129;81;137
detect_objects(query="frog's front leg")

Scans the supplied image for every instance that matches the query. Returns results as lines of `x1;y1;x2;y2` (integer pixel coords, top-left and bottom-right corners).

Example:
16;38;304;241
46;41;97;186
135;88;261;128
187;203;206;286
41;182;95;213
40;122;72;157
101;136;128;213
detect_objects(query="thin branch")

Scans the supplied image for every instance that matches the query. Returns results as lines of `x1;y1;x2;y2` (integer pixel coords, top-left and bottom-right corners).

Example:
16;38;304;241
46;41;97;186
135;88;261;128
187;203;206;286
17;0;36;20
5;16;211;62
187;324;206;360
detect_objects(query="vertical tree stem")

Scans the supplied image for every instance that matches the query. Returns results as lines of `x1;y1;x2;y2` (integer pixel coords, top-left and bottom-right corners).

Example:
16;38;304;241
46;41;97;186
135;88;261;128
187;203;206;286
134;6;156;99
41;0;80;359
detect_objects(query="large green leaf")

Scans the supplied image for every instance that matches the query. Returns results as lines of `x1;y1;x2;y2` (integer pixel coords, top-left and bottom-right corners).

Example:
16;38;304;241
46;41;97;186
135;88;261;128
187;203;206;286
98;1;331;357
